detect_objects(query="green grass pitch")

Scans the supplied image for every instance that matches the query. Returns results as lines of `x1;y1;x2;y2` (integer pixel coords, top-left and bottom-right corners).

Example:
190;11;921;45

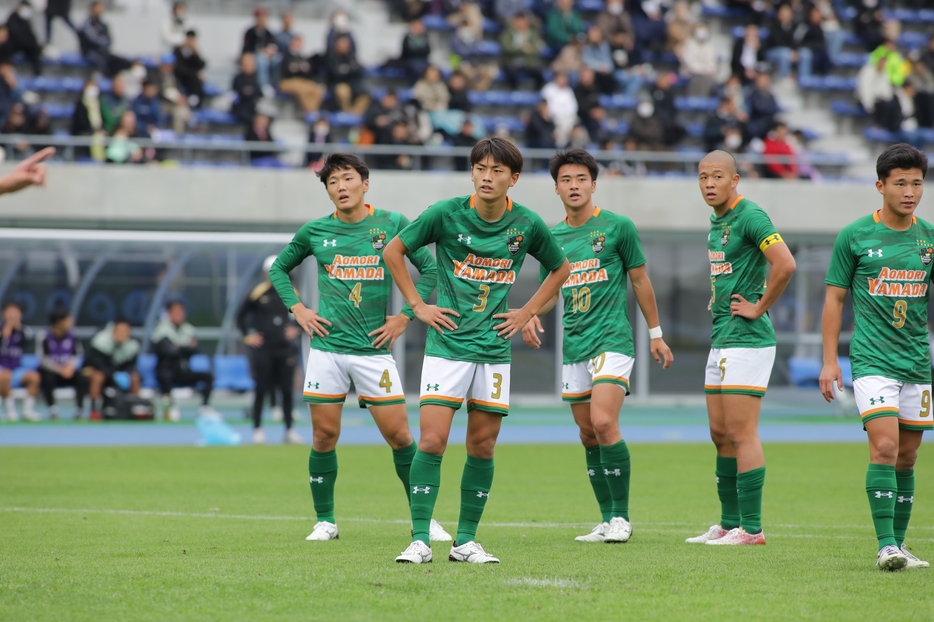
2;443;933;621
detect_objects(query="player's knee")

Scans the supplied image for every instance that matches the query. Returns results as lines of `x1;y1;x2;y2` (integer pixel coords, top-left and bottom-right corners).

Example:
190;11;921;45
590;416;619;443
385;426;414;450
871;437;899;463
578;427;597;446
465;438;495;460
896;448;918;471
418;433;447;455
312;425;339;449
709;428;730;450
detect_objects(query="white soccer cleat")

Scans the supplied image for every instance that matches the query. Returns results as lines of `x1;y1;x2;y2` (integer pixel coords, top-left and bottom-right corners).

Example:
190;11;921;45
252;428;266;445
706;527;766;546
604;516;632;543
305;521;339;541
575;522;609;542
899;546;927;569
877;545;908;570
396;540;433;564
686;524;730;543
283;428;305;445
23;408;41;422
449;541;500;563
429;519;452;542
270;406;284;422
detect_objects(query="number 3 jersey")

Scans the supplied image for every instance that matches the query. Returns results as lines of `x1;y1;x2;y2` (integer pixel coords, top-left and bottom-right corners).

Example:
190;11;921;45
398;194;566;364
825;210;934;384
541;207;646;364
707;195;783;349
270;205;437;356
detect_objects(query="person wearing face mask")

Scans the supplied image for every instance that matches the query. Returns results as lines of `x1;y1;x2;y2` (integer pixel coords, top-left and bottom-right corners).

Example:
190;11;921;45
70;78;106;160
326;9;355;57
305;116;331;168
680;23;717;97
625;100;665;152
161;1;189;53
6;1;42;76
703;96;747;152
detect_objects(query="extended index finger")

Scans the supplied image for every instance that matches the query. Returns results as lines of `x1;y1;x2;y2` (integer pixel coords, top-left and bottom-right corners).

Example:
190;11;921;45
22;147;55;167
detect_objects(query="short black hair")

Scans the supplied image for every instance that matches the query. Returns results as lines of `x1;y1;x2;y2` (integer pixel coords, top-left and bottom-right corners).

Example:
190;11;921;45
165;299;185;311
185;29;197;38
470;137;523;175
2;301;20;312
317;152;369;187
876;143;928;181
549;148;599;182
48;305;71;325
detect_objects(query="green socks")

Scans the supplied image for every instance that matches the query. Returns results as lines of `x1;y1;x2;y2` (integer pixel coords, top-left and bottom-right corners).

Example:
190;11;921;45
599;440;631;521
392;443;417;503
866;463;898;549
409;450;443;545
308;449;338;523
716;455;741;530
737;466;766;534
585;445;613;523
894;469;915;548
456;454;495;544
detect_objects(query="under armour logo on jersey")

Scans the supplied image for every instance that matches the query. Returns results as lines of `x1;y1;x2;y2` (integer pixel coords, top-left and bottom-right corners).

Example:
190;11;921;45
307;382;319;390
413;486;431;494
310;476;324;484
426;383;439;391
476;491;490;498
587;468;595;477
868;249;883;257
323;239;338;247
898;495;914;504
869;396;885;405
875;491;894;498
458;234;472;244
604;468;621;477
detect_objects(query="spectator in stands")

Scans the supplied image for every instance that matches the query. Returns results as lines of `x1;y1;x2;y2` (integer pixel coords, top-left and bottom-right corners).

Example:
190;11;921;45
551;32;584;79
598;0;637;63
70;78;104;159
325;34;368;115
665;0;695;54
245;112;276;163
100;74;130;133
395;18;431;81
242;7;277;94
106;111;148;164
380;121;418;170
365;89;405;145
494;0;525;23
814;0;844;67
414;65;449;112
746;69;780;139
853;0;885;53
305;115;330;169
731;24;765;84
276;11;296;52
452;118;479;170
37;306;85;421
541;71;578;148
628;0;668;55
795;6;831;82
704;96;747;152
680;22;717;97
161;1;189;53
44;0;77;48
0;26;13;64
526;99;557;149
582;25;616;95
157;57;191;135
857;54;899;131
726;0;774;25
82;319;140;421
500;12;545;91
895;80;925;150
448;1;495;91
132;79;162;132
874;39;909;88
24;107;52;150
545;0;584;50
6;1;42;76
447;71;472;112
650;72;684;146
764;3;798;82
174;29;206;108
1;103;31;158
762;121;799;179
79;1;130;78
278;35;323;114
574;68;609;146
909;51;934;128
121;60;147;101
0;62;19;125
0;301;39;422
326;9;355;56
152;300;215;422
232;52;261;126
721;73;749;119
924;36;934;76
625;99;666;152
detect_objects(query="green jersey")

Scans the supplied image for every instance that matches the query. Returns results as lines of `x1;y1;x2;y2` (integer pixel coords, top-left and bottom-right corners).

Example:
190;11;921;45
708;195;783;349
825;210;934;384
398;194;566;364
269;205;437;356
541;207;646;364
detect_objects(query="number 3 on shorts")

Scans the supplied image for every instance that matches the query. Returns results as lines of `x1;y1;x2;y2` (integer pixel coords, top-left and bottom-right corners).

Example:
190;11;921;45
379;369;392;393
491;372;503;399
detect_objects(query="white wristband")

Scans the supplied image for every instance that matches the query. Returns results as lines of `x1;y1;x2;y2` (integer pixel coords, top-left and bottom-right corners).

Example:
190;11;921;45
648;326;663;340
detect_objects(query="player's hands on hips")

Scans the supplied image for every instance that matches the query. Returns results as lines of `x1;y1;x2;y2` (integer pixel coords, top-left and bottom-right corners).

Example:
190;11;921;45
819;361;843;403
521;316;544;349
244;333;264;348
369;314;410;349
650;338;674;369
413;303;459;334
730;294;762;319
493;308;532;339
293;304;332;337
0;147;55;194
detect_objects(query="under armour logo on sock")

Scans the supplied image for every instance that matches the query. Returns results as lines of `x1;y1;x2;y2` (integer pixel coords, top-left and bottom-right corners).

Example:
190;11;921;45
309;476;324;484
476;491;490;498
875;491;894;498
715;476;720;483
897;495;914;503
587;468;595;476
604;468;621;477
413;486;431;494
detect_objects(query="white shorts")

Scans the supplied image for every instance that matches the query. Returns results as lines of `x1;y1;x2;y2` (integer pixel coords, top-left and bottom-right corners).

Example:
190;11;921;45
302;349;405;408
704;347;776;397
419;355;510;416
562;352;634;403
853;376;933;431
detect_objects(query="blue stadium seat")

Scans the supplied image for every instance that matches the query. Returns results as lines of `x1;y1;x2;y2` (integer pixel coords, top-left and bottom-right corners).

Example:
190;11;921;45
865;127;934;143
213;355;255;392
577;0;606;12
675;97;719;112
421;14;502;34
469;90;539;106
189;354;212;373
598;94;638;110
137;354;158;389
833;53;867;68
798;75;857;91
702;4;753;19
788;357;821;387
364;66;408;80
830;100;867;117
483;115;526;133
193;109;238;125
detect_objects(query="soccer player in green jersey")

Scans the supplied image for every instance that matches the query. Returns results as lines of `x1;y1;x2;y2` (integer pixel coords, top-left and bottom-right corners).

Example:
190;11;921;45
268;153;452;544
820;144;931;571
686;150;796;546
521;148;674;544
384;138;570;564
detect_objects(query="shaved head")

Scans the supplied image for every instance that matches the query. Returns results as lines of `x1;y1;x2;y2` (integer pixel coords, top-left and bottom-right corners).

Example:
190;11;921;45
699;150;737;176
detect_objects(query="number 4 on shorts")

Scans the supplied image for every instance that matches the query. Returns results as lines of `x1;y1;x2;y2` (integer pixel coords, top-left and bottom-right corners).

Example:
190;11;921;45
379;370;392;393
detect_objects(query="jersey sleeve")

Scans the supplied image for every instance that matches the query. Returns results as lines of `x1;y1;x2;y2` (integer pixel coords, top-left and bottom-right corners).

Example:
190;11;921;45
397;202;447;252
742;207;783;252
825;227;855;289
528;214;566;272
269;222;313;310
615;216;646;271
395;214;438;319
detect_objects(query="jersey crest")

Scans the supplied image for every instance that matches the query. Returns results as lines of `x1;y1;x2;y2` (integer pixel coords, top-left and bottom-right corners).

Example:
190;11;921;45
920;246;933;267
370;230;387;251
507;234;524;255
591;234;606;254
720;227;731;247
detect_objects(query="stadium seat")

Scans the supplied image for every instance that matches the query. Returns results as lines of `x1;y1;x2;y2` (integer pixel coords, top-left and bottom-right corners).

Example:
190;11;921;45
702;4;753;19
830;100;868;117
798;76;857;91
213;354;255;391
137;354;158;389
189;354;212;373
788;357;821;387
193;109;238;125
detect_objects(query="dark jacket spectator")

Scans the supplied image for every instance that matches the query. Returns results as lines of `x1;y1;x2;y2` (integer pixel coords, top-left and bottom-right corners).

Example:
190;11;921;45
364;90;405;145
597;0;635;56
151;302;213;410
244;113;275;162
45;0;77;46
0;26;14;64
241;8;277;55
574;67;606;141
447;72;472;112
325;9;356;56
526;100;557;149
70;79;101;136
731;24;765;83
398;19;430;79
79;1;130;77
626;101;666;150
132;80;162;130
6;1;42;76
325;34;366;113
83;321;140;377
853;4;885;53
545;0;585;49
0;62;19;125
279;36;324;114
100;74;130;133
747;71;780;138
173;30;206;107
500;13;545;90
766;6;797;51
703;97;746;152
232;53;261;126
451;118;478;170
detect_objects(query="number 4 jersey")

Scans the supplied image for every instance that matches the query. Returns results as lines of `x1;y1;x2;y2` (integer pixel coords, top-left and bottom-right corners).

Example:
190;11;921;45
270;205;437;356
825;210;934;384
